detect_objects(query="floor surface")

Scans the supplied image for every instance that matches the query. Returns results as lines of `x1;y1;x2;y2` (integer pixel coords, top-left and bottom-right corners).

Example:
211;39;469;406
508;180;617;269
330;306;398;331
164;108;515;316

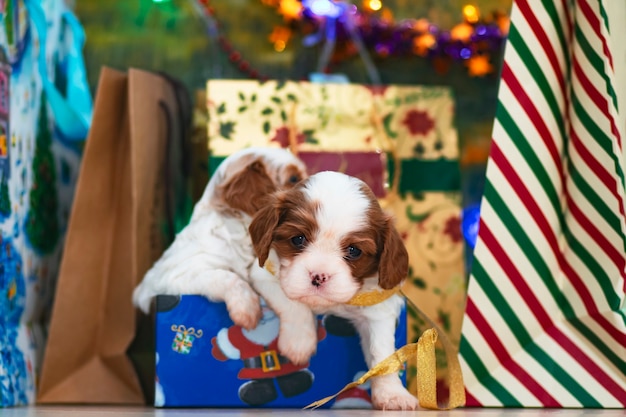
1;406;624;416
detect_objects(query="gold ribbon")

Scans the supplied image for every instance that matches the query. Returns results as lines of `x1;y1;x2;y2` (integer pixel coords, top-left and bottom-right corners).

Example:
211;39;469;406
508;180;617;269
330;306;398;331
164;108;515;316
370;96;402;201
288;101;299;156
402;288;465;409
304;289;466;410
345;287;400;307
304;340;417;410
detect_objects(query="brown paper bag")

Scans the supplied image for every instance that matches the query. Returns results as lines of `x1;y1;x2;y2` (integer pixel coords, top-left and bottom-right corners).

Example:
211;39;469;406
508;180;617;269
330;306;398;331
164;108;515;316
37;67;191;404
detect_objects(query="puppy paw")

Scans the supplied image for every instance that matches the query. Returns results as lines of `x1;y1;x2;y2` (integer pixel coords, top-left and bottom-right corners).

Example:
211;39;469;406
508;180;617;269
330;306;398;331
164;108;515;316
278;313;317;365
223;281;262;330
372;381;419;411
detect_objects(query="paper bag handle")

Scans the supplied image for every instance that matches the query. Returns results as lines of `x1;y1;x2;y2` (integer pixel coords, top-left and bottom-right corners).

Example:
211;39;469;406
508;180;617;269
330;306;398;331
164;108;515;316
155;71;193;240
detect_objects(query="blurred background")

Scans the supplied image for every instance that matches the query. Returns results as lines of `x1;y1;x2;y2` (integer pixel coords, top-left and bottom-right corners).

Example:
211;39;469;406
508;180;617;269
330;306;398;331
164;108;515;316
73;0;512;206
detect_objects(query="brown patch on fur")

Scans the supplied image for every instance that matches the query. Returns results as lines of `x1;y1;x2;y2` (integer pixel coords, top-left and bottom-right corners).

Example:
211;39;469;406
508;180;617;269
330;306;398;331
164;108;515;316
281;164;306;188
377;215;409;289
219;159;277;217
272;193;319;261
339;233;379;282
358;183;409;289
249;187;319;266
249;192;283;265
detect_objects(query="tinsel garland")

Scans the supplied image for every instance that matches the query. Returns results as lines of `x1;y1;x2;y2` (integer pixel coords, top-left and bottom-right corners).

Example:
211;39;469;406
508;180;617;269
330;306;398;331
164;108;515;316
193;0;510;79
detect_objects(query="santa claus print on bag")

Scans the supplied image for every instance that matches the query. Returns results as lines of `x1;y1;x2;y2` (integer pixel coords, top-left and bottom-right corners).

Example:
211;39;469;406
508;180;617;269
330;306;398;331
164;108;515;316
211;300;326;406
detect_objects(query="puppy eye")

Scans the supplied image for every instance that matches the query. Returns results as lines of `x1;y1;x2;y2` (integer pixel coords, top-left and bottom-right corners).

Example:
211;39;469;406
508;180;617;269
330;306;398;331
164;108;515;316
346;245;362;260
290;235;307;249
287;175;300;184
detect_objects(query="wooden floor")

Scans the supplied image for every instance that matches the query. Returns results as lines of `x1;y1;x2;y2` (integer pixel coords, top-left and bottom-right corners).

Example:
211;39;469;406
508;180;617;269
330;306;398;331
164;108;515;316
1;406;624;416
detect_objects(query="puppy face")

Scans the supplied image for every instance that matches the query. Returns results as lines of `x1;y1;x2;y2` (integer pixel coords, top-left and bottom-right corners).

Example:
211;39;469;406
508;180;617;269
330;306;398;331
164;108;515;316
249;171;408;308
212;148;307;217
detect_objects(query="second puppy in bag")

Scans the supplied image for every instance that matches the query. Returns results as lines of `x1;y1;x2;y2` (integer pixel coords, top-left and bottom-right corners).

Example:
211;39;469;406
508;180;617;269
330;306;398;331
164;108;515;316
132;147;307;332
248;171;418;410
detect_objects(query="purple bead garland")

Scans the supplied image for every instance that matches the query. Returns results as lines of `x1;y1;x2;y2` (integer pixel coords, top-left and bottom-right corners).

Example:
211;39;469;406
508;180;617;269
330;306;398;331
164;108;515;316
194;0;509;78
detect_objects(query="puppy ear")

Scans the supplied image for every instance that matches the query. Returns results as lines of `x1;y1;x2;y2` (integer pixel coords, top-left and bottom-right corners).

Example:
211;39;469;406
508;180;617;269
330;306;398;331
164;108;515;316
220;159;276;216
378;217;409;289
249;194;281;266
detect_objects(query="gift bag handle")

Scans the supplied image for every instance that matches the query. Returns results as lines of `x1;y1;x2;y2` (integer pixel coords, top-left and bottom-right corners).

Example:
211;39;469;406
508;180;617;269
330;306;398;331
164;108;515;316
25;0;93;141
156;71;193;240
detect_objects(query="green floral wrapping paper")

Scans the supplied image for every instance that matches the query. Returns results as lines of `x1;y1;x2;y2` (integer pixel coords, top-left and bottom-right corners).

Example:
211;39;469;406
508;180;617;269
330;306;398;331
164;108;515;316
207;80;457;155
206;79;465;398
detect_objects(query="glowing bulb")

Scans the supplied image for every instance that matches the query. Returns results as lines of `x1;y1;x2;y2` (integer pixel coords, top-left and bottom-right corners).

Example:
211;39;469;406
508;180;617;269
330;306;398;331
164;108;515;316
462;4;480;23
269;26;292;51
466;55;493;77
305;0;341;18
368;0;382;11
413;18;430;33
413;33;436;56
450;22;473;42
274;41;286;52
279;0;303;19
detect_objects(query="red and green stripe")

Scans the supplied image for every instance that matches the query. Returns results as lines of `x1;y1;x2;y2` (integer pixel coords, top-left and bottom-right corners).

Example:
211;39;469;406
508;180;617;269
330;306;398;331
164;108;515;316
461;0;626;407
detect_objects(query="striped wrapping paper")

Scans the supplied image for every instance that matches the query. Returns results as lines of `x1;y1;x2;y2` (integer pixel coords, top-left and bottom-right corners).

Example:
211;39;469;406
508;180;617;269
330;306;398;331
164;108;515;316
459;0;626;408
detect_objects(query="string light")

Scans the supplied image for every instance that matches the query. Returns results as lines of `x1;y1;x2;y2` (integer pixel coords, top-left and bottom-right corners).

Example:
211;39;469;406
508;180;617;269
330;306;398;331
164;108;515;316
462;4;480;23
365;0;382;12
303;0;342;18
278;0;302;19
269;25;291;51
192;0;509;79
450;22;473;42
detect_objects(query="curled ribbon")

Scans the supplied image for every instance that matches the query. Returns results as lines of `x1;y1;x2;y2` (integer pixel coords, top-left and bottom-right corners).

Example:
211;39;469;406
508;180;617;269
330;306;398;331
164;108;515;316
304;289;466;410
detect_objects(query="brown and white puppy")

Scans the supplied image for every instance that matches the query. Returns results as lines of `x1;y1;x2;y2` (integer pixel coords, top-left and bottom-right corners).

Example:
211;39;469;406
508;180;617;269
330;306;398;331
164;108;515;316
132;147;307;332
248;170;418;410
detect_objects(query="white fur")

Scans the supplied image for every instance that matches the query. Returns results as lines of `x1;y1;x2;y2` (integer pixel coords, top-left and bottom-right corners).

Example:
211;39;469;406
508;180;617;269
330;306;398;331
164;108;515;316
132;147;307;331
276;172;373;307
216;328;241;360
251;171;419;410
249;252;319;365
302;171;372;235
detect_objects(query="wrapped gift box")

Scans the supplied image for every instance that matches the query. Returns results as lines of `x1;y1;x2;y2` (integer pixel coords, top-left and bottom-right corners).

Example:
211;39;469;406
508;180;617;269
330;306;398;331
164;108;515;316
154;295;407;408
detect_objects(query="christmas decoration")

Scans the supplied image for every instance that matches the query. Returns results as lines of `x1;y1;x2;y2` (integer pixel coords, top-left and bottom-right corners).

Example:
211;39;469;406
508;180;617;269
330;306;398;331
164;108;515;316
0;175;10;217
171;324;203;354
288;0;509;76
194;0;270;80
0;238;28;407
4;0;29;65
25;95;59;255
193;0;510;79
211;304;322;406
155;295;407;407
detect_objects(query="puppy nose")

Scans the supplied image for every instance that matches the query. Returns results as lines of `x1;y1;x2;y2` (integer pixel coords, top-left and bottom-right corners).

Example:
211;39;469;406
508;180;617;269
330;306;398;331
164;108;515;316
311;272;329;287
